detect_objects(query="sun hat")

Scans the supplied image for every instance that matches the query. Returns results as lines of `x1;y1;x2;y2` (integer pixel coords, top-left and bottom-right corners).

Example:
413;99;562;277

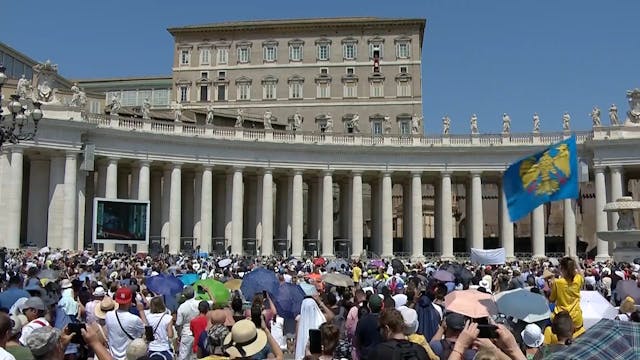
95;296;119;320
223;319;268;358
393;294;408;308
115;287;133;305
23;297;46;311
60;279;73;289
399;306;419;335
10;314;27;336
479;279;490;289
93;287;106;297
521;323;544;348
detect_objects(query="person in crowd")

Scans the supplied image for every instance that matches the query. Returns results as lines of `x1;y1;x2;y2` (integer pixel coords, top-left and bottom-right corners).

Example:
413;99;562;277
105;287;145;360
354;295;384;360
94;295;119;347
86;286;107;325
224;319;283;360
429;312;477;360
345;289;366;339
24;326;74;360
616;296;636;321
399;306;438;360
19;297;49;346
368;308;429;360
295;296;330;360
176;286;200;360
0;276;29;313
446;321;525;360
196;309;228;358
352;262;362;286
190;301;210;357
5;314;32;359
55;278;83;359
0;312;18;360
548;257;584;338
520;324;544;359
230;296;245;323
146;296;174;359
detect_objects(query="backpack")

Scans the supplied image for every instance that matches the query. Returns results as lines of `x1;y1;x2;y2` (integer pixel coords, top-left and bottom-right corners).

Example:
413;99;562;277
381;340;428;360
204;324;229;356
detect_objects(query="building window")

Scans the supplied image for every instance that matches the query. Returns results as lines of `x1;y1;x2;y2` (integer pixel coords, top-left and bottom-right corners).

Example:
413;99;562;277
399;120;411;135
368;42;384;60
370;82;384;98
263;83;276;100
289;82;303;99
217;85;227;101
320;68;329;75
289;45;303;61
238;47;250;63
218;71;226;79
179;86;189;102
396;42;410;59
263;45;277;62
152;89;170;106
317;83;330;99
317;44;330;61
200;85;208;102
397;81;411;97
343;83;357;98
237;83;251;100
400;66;408;74
217;48;228;64
372;120;383;135
200;72;208;79
200;48;211;65
121;90;137;106
180;50;190;66
346;67;354;75
343;43;356;60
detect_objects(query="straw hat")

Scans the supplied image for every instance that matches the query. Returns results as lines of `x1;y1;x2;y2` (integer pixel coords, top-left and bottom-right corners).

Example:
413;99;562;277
542;269;555;279
94;296;119;320
223;319;267;358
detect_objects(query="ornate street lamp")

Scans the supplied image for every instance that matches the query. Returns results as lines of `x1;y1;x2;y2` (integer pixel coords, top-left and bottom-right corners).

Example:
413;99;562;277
0;65;43;148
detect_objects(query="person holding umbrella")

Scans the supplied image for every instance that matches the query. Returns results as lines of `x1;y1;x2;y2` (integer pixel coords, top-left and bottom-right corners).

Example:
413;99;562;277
548;257;584;338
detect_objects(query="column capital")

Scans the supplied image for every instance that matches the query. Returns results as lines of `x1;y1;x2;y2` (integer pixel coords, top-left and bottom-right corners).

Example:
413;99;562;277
134;159;152;168
609;165;624;173
351;170;363;177
232;165;244;172
411;170;422;177
440;170;452;177
200;164;213;172
469;170;483;176
167;162;182;170
380;170;392;177
593;165;606;173
322;169;333;176
261;167;274;175
291;169;304;176
106;156;120;164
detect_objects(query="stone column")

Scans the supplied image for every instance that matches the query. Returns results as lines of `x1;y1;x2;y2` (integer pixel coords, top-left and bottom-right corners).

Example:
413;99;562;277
531;205;545;258
231;167;244;254
609;166;624;230
27;158;50;248
470;171;484;250
76;170;87;251
200;166;213;253
291;170;304;256
321;170;334;257
499;183;515;260
137;161;151;253
6;147;24;249
0;151;9;239
182;172;195;239
564;199;576;257
103;158;118;252
169;164;182;254
47;156;65;249
351;171;364;259
161;168;171;250
150;170;162;237
594;166;609;261
411;171;424;259
225;173;233;247
96;162;107;198
381;171;393;258
403;182;412;250
340;181;350;239
61;152;78;250
117;168;129;199
255;175;263;247
286;175;293;245
307;178;320;242
371;180;381;254
261;169;274;256
440;172;454;260
193;172;202;246
130;167;139;199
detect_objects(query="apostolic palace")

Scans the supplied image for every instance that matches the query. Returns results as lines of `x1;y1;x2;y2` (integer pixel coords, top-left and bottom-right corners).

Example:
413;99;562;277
1;17;640;261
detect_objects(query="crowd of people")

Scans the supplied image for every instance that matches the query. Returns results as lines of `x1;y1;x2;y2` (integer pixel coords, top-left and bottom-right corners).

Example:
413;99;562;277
0;247;639;360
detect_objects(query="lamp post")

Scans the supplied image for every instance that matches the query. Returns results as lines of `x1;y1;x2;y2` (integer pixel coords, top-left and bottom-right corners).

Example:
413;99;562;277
0;65;43;148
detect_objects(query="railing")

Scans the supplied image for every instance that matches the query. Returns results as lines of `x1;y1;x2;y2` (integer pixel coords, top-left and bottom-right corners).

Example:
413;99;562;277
69;111;604;148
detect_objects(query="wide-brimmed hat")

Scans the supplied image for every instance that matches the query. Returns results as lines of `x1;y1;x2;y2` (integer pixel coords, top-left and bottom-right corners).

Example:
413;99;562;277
223;319;267;358
521;323;544;348
60;279;73;289
94;296;119;319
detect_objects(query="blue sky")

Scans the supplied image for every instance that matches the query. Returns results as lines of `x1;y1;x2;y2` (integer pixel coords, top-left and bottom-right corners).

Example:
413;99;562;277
2;0;639;134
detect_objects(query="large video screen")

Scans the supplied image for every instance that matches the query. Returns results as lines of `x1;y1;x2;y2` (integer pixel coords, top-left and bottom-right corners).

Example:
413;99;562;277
93;198;150;244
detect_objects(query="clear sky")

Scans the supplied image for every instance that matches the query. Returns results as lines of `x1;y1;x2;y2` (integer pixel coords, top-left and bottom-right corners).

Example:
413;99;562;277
2;0;639;134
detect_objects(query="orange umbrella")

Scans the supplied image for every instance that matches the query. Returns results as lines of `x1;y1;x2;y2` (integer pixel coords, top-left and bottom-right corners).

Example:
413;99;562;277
444;289;497;318
224;279;242;291
306;273;322;281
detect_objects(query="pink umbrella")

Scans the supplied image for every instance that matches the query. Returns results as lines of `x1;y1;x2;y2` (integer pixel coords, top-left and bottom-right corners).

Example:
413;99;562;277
444;289;497;318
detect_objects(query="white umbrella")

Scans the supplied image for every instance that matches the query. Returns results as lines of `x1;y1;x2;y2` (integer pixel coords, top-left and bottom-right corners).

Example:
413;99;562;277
218;258;232;268
38;246;50;255
494;288;551;323
580;291;618;329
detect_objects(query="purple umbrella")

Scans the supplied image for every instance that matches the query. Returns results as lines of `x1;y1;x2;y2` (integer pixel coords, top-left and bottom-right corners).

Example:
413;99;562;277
370;259;385;268
240;267;279;300
273;283;306;319
146;274;184;297
433;270;455;283
616;280;640;303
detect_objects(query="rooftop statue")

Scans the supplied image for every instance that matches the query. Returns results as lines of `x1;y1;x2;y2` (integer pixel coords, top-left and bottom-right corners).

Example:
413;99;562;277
263;110;273;130
142;98;151;119
442;115;451;135
411;114;422;134
174;102;183;122
33;60;60;103
502;113;511;134
383;116;392;134
351;113;361;133
17;74;31;99
206;104;215;124
293;111;302;131
110;94;121;116
609;104;619;125
325;113;333;133
562;112;571;131
470;114;479;134
590;106;601;127
532;113;540;133
625;89;640;125
235;108;244;128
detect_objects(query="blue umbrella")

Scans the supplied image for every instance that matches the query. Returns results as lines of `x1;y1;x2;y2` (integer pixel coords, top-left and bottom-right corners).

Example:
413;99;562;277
273;283;306;319
240;267;279;300
146;274;184;298
179;273;199;286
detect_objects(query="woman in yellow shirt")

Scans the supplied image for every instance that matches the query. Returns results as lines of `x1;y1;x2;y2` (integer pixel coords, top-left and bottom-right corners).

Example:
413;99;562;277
549;257;584;333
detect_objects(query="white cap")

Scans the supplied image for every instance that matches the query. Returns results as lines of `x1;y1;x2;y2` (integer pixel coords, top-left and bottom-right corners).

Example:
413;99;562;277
521;324;544;348
93;287;106;297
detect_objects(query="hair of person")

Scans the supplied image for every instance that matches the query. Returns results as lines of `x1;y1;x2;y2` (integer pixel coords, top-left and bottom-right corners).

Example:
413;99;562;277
198;300;210;315
552;311;574;338
0;313;11;338
319;322;340;355
473;347;501;360
325;292;337;307
251;294;264;308
378;308;405;334
630;310;640;323
560;257;577;283
383;296;395;310
354;289;365;302
149;296;167;314
231;296;243;313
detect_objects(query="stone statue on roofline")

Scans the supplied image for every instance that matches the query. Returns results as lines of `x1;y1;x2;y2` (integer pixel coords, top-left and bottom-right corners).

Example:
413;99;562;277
609;104;619;125
142;98;151;119
351;113;361;133
590;106;601;127
293;111;303;131
235;108;244;128
502;113;511;134
325;113;333;133
263;110;273;130
625;89;640;125
33;60;60;103
110;94;121;116
17;74;30;99
562;112;571;131
383;115;392;134
442;115;451;135
470;114;479;134
411;113;422;134
206;104;215;124
532;113;540;133
174;101;182;122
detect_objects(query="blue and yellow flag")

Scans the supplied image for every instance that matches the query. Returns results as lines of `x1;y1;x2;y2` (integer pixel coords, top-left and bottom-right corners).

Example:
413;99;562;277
503;135;578;222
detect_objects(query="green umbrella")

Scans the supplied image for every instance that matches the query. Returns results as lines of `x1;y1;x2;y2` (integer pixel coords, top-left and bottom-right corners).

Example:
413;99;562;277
194;278;230;306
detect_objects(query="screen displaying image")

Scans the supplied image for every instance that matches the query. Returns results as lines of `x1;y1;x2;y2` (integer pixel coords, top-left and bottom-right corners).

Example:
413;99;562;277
94;199;149;243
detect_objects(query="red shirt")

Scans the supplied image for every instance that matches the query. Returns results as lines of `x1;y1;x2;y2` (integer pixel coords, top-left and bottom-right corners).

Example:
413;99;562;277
190;314;209;353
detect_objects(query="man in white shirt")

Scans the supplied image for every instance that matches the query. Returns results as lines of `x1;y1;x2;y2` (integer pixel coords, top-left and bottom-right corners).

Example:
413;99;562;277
19;297;49;346
176;286;200;360
0;313;16;360
105;287;145;360
86;286;106;325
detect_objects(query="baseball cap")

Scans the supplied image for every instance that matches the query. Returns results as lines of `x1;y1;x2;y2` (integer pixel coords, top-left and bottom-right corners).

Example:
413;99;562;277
115;287;133;305
26;326;61;357
23;297;46;311
93;286;106;297
445;312;467;331
368;294;383;312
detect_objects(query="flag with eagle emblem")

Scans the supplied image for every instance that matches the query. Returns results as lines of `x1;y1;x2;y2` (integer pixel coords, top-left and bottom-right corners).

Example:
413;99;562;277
503;135;578;222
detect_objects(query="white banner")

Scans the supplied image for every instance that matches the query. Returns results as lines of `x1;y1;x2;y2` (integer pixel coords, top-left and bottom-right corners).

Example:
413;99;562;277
470;248;506;265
